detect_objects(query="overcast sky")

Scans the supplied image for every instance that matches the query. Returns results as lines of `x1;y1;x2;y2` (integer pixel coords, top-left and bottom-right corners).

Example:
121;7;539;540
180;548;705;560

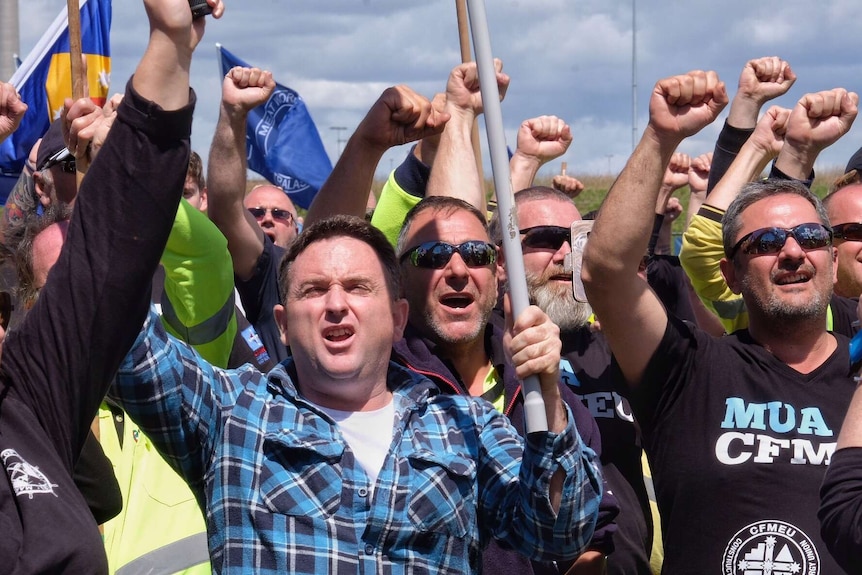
17;0;862;180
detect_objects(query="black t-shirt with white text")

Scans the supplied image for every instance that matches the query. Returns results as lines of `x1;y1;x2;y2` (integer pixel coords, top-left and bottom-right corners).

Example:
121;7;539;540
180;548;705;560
634;316;854;575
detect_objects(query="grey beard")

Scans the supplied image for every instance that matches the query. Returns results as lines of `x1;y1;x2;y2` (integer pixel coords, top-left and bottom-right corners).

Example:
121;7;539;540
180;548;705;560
527;273;593;331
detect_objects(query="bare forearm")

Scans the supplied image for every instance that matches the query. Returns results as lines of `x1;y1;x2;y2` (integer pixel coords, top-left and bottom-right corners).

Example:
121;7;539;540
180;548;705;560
774;145;816;181
706;140;773;211
726;94;762;130
587;129;676;276
132;31;192;111
306;133;385;225
427;112;485;212
510;151;541;193
207;108;248;223
686;189;706;229
207;107;266;280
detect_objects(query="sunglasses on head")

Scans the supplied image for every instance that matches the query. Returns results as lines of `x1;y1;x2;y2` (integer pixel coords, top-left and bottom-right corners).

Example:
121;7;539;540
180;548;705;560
520;225;571;250
248;207;294;223
400;240;497;269
832;222;862;242
41;147;76;174
728;222;832;259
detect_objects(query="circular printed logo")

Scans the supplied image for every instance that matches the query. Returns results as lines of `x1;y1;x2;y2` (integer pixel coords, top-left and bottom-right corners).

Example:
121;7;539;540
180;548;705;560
722;520;819;575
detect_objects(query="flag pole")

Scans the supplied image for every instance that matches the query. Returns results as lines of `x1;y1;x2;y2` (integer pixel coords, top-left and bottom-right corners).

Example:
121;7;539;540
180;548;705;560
466;0;547;433
66;0;84;100
455;0;485;196
66;0;86;189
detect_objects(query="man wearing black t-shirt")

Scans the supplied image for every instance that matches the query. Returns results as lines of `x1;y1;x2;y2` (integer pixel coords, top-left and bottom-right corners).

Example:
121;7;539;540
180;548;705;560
583;69;859;574
490;186;654;575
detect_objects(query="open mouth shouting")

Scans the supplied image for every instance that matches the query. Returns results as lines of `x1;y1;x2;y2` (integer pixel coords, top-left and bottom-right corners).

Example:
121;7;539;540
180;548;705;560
323;325;355;344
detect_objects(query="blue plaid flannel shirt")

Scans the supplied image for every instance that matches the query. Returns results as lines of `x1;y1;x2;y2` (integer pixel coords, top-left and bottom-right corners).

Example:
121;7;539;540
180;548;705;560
111;309;602;574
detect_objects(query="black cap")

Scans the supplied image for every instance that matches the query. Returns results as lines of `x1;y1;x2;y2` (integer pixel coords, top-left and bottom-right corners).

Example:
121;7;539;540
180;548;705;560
845;146;862;175
35;120;72;171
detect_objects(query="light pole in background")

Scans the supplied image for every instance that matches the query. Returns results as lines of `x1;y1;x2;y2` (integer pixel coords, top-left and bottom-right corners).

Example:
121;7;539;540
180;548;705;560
631;0;637;152
330;126;347;159
0;0;19;82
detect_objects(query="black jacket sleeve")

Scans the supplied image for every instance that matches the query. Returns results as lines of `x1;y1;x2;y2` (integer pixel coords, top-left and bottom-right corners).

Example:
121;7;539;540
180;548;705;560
819;447;862;573
0;79;195;470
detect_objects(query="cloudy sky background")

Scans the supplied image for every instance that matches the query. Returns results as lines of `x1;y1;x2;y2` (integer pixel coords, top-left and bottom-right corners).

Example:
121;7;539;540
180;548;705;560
16;0;862;181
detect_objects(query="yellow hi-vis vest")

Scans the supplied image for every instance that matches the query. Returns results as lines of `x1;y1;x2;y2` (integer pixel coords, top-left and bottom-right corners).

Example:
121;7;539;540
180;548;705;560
99;403;210;575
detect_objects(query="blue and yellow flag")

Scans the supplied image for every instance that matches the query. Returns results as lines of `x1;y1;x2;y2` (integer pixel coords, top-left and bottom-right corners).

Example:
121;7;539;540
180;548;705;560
216;44;333;210
0;0;112;201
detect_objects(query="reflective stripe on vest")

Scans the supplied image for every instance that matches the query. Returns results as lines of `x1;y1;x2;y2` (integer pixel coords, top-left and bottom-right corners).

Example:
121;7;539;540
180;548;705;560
114;533;209;575
160;287;234;346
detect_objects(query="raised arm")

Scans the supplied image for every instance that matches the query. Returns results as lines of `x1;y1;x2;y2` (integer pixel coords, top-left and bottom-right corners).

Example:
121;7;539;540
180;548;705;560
679;107;788;333
0;82;27;144
650;152;690;255
582;71;727;386
206;66;274;281
2;0;222;460
686;152;711;228
707;56;795;192
426;60;508;211
772;89;859;181
305;86;448;225
134;0;220;109
509;115;573;193
706;105;789;211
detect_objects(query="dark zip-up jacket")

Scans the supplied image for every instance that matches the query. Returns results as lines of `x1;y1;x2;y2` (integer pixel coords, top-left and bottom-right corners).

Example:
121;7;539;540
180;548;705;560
394;312;618;573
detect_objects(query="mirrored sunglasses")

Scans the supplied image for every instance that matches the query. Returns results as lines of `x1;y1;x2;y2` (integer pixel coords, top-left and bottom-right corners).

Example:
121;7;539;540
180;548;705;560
520;225;571;250
248;207;294;223
729;222;832;259
400;240;497;269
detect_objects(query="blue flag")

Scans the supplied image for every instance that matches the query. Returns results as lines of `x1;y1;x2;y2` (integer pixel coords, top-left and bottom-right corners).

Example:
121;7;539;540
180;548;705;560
0;0;112;203
216;44;333;210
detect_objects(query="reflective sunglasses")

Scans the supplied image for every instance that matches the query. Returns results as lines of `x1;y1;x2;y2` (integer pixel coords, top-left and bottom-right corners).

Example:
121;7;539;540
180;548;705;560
400;240;497;269
57;159;77;174
520;225;572;250
832;223;862;242
41;148;75;173
728;222;832;259
248;206;295;223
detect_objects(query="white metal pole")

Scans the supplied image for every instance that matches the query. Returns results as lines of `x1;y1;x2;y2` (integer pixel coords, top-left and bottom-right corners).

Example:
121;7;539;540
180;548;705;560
466;0;548;433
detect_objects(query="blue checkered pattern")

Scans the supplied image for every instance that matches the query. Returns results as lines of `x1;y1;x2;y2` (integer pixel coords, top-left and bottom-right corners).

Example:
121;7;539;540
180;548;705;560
111;309;602;574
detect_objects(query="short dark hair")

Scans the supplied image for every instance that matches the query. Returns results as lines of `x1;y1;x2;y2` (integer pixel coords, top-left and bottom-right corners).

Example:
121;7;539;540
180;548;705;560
278;215;401;302
488;186;574;245
722;179;830;258
186;150;205;190
396;196;490;256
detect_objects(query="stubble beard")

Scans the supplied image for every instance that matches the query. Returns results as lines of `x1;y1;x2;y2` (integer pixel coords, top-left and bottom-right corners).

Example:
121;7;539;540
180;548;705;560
740;264;831;325
422;300;494;347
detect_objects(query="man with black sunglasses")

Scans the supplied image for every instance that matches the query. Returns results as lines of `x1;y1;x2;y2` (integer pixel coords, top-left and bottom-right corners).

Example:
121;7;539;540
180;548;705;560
681;86;861;339
823;156;862;299
490;186;659;575
583;69;860;574
32;120;78;211
394;195;618;574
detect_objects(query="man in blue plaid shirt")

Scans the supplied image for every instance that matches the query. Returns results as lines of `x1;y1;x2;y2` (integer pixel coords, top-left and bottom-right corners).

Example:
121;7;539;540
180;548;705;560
111;215;601;574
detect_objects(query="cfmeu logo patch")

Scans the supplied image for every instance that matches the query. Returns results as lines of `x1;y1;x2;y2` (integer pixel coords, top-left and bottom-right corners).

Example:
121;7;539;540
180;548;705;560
2;449;58;499
723;520;819;574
